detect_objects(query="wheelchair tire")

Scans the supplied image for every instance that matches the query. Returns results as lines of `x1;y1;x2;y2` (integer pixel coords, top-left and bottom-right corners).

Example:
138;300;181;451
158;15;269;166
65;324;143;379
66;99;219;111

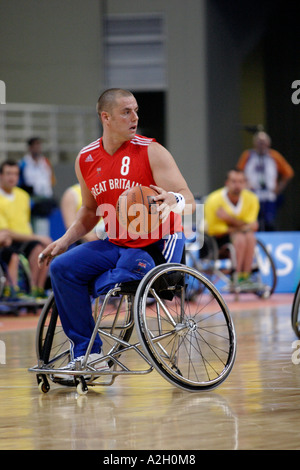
253;239;277;297
0;263;6;297
36;292;72;368
291;280;300;338
134;263;236;392
18;254;32;294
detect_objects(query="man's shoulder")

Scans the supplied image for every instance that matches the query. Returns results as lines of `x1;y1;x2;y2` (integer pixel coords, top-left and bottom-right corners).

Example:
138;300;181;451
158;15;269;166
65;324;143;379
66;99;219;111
79;138;101;156
205;187;224;202
0;186;29;203
15;186;30;198
130;134;156;147
242;188;259;203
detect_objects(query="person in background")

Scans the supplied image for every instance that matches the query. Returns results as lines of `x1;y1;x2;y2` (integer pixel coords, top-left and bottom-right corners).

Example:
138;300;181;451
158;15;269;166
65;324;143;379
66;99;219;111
237;131;294;231
19;137;56;198
18;137;57;233
0;159;52;299
205;168;259;287
60;183;105;243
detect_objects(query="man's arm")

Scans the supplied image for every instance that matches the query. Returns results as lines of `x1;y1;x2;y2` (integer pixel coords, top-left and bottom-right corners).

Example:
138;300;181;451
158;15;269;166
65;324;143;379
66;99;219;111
0;205;51;245
148;142;195;219
5;230;51;246
216;207;258;233
62;155;99;242
38;153;99;265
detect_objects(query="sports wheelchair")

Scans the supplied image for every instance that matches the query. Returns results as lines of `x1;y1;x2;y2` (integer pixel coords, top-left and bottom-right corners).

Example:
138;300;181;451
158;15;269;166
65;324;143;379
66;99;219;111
291;279;300;338
29;261;236;395
186;232;277;299
0;251;46;315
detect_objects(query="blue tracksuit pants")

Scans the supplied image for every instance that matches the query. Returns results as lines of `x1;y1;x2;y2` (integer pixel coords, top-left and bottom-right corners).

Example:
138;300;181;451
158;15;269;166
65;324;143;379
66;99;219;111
50;233;185;358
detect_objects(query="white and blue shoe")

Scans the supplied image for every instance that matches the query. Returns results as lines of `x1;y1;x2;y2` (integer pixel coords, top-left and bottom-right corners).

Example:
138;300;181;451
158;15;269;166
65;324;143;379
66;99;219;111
53;351;110;382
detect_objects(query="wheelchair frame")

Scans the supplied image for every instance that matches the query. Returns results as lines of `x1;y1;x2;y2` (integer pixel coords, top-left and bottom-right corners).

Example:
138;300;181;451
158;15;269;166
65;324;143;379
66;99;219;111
291;279;300;338
29;263;237;395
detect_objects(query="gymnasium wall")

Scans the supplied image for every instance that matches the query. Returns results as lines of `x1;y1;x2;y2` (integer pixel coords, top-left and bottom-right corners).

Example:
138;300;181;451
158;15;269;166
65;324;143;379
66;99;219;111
0;0;208;198
0;0;299;232
0;0;103;107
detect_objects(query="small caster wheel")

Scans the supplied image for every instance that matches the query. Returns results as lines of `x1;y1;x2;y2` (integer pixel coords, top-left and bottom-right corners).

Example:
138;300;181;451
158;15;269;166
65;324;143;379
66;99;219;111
75;376;88;395
262;288;271;299
37;374;50;394
76;381;88;395
38;380;50;394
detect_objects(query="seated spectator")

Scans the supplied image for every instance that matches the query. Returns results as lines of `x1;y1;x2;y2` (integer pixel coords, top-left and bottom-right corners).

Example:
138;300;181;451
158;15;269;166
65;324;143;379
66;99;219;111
60;183;106;243
0;159;52;298
204;168;259;286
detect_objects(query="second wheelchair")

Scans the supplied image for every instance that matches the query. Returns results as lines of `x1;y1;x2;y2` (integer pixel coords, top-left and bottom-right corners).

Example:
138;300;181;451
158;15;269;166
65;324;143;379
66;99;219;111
186;233;277;298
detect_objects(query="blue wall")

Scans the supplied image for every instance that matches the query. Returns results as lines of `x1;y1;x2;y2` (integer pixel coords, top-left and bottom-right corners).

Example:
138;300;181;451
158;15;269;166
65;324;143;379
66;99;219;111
256;232;300;293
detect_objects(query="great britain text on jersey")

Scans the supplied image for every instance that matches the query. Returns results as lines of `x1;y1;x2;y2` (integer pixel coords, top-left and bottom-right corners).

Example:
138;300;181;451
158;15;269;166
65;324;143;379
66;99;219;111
91;178;140;198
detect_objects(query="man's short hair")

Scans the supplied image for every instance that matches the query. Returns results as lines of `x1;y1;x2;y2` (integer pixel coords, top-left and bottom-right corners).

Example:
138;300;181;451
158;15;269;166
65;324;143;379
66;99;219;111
0;159;19;174
27;137;41;147
96;88;134;121
226;168;245;179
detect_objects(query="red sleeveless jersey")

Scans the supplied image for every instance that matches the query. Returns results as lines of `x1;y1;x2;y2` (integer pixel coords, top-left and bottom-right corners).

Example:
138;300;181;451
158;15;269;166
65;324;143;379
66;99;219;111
79;135;182;248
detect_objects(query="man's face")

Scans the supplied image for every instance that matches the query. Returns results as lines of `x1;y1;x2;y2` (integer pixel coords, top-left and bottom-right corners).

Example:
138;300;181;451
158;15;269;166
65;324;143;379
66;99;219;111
254;134;270;155
106;95;139;141
226;171;246;196
0;165;19;191
29;140;42;157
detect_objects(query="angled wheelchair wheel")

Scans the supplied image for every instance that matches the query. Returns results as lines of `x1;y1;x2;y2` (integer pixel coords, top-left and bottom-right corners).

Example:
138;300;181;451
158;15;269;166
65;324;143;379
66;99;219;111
18;254;32;294
36;292;72;371
36;289;135;386
252;239;277;297
0;263;6;297
291;280;300;338
134;263;236;392
35;292;74;389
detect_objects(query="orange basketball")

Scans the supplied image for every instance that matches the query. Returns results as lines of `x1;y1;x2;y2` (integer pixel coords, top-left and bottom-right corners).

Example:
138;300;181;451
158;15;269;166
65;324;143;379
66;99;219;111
116;185;162;236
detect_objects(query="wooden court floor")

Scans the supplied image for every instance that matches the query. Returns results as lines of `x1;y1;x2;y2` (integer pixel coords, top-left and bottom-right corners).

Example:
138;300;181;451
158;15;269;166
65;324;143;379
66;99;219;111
0;292;299;451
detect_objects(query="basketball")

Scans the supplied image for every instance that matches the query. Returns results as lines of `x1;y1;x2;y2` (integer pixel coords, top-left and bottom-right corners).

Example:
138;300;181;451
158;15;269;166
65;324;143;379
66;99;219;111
116;185;161;236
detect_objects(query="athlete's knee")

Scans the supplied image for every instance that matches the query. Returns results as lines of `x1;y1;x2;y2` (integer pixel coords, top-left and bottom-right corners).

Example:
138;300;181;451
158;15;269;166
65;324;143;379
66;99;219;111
233;232;247;248
117;249;155;278
50;255;66;280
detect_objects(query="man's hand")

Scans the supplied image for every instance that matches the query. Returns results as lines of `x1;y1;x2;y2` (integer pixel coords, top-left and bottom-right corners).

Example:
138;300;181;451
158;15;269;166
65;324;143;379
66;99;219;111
38;238;69;267
150;184;178;222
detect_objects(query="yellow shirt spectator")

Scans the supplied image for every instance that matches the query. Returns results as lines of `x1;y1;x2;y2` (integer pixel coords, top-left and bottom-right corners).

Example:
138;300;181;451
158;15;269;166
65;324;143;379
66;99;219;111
205;187;260;237
71;184;82;212
60;183;106;242
0;187;32;235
